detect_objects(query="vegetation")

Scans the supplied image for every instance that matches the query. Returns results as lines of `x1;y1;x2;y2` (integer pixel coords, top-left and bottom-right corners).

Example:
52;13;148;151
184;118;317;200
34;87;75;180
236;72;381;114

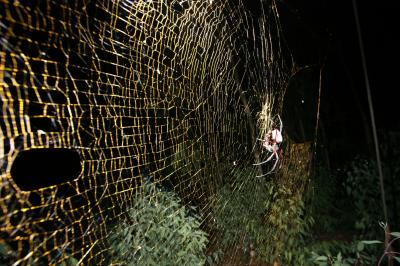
109;182;208;266
108;132;400;265
209;143;400;265
0;241;16;265
301;142;400;265
211;166;312;264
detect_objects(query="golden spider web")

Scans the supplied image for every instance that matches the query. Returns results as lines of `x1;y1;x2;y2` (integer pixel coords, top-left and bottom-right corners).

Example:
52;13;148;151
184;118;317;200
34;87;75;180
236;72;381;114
0;0;292;264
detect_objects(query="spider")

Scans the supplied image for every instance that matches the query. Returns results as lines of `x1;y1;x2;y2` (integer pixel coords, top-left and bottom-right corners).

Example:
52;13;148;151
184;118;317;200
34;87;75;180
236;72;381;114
253;115;283;176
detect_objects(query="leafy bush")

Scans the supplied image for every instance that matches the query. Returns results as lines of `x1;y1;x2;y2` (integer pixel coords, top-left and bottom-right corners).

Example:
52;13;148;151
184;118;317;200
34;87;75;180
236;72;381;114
214;168;268;250
306;239;377;265
109;182;208;265
344;132;400;238
263;185;314;264
309;250;356;266
307;151;400;265
213;167;312;264
344;158;383;238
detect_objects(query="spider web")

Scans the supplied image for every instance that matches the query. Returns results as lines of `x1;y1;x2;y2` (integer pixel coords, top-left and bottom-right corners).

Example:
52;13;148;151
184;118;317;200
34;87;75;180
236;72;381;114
0;0;306;264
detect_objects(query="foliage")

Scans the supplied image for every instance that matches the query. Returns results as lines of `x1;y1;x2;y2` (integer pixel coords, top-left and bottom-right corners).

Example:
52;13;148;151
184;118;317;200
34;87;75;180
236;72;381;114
306;239;377;265
309;252;355;266
360;225;400;265
287;165;369;264
344;132;400;238
0;237;78;265
309;167;348;234
307;137;400;266
211;161;387;265
59;256;79;266
344;158;383;239
109;182;208;266
0;241;16;265
214;168;268;249
306;228;400;265
299;159;385;265
213;167;312;264
262;185;314;264
210;131;400;265
206;249;224;266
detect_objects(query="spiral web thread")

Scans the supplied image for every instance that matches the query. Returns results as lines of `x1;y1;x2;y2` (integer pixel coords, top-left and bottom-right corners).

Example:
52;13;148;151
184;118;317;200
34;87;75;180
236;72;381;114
0;0;294;264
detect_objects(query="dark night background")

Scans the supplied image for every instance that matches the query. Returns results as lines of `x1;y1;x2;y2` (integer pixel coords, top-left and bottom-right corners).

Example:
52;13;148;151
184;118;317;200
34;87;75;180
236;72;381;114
274;0;400;250
277;0;400;168
0;1;398;264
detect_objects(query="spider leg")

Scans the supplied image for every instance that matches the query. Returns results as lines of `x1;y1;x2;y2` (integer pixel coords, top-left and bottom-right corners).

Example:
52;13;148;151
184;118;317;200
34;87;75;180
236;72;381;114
252;151;275;166
269;151;280;172
277;114;283;133
255;150;280;177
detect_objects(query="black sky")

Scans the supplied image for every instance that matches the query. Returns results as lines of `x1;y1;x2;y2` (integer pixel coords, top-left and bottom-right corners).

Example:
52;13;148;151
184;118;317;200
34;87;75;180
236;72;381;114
280;0;399;129
276;0;399;167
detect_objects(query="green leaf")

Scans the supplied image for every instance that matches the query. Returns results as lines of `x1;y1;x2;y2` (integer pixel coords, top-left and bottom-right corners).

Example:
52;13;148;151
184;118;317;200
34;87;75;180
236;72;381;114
314;255;328;261
390;232;400;238
361;240;383;245
65;256;79;266
357;241;364;251
394;256;400;263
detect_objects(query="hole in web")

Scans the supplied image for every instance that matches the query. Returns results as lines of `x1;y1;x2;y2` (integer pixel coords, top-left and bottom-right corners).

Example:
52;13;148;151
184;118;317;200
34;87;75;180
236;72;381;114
10;148;82;191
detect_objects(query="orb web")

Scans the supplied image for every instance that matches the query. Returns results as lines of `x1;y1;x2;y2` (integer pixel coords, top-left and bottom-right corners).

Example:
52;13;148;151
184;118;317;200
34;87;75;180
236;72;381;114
0;0;297;264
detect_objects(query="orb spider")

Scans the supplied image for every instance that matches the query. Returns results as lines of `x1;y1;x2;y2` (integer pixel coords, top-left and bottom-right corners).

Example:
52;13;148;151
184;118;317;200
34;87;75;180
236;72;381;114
253;115;283;176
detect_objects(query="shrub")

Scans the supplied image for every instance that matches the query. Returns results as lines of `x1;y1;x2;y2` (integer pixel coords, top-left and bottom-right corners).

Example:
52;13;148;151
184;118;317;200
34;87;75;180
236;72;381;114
109;182;208;265
213;167;312;264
